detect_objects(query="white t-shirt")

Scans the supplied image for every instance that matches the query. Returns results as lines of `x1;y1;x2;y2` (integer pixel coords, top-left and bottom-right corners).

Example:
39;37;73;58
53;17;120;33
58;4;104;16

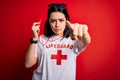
32;35;86;80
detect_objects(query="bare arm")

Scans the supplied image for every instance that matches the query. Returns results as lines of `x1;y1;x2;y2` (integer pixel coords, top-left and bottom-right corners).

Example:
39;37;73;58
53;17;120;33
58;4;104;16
25;43;37;68
77;32;91;50
25;21;40;68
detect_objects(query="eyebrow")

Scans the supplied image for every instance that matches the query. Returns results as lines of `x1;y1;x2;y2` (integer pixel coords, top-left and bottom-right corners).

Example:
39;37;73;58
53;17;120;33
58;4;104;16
50;18;65;20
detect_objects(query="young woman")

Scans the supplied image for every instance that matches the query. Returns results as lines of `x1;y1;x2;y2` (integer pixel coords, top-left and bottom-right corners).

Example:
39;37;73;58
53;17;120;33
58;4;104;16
25;3;91;80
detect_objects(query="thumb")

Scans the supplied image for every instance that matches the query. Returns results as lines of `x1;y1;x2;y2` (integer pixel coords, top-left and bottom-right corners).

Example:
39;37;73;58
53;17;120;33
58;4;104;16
66;20;73;30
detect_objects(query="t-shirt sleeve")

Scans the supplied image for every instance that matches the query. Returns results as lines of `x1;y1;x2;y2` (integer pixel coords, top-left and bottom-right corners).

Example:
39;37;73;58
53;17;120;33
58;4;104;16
35;43;39;57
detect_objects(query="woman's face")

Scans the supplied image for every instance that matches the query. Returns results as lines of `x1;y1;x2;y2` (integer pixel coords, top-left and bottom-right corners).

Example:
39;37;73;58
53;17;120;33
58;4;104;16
49;12;66;37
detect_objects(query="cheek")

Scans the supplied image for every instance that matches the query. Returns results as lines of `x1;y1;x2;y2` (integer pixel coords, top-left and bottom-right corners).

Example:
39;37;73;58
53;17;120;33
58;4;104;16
60;21;66;26
50;24;56;32
50;25;54;31
62;23;66;29
50;23;55;29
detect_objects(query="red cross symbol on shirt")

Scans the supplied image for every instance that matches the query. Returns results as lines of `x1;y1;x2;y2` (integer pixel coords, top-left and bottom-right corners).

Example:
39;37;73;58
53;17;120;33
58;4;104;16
51;50;67;65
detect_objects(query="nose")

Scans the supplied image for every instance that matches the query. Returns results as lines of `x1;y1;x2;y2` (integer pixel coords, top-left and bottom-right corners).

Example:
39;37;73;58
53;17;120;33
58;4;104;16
55;20;60;27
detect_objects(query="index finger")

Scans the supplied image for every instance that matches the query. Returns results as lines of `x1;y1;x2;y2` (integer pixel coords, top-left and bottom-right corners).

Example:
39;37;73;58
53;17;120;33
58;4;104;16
39;19;42;24
33;19;42;26
66;20;73;30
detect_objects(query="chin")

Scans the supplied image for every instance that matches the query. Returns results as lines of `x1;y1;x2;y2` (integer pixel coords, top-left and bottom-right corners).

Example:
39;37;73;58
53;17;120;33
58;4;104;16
55;33;63;36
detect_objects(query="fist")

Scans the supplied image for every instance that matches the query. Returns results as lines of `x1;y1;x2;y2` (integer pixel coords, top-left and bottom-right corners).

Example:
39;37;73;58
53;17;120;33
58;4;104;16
66;20;88;40
32;21;41;40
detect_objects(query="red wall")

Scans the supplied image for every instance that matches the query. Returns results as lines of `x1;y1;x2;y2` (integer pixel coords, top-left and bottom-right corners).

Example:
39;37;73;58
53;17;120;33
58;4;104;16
0;0;120;80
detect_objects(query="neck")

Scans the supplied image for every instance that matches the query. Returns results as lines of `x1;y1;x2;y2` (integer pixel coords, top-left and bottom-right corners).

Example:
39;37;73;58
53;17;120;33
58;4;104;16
54;34;64;37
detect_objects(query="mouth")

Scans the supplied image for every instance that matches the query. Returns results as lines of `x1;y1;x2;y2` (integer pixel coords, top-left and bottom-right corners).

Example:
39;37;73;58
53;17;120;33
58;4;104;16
55;28;62;31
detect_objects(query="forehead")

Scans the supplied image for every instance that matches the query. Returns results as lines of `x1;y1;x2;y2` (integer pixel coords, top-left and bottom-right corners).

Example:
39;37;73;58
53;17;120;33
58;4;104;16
49;12;65;19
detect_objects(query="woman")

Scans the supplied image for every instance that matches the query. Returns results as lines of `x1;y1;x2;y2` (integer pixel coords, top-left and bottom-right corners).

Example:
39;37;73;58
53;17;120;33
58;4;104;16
25;3;91;80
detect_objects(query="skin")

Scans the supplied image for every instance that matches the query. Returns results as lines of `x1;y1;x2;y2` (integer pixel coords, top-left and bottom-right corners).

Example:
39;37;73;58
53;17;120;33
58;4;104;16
25;11;91;68
49;12;66;37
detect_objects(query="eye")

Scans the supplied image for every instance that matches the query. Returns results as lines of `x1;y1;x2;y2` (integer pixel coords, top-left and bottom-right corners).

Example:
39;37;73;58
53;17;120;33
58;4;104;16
50;20;55;23
59;19;64;22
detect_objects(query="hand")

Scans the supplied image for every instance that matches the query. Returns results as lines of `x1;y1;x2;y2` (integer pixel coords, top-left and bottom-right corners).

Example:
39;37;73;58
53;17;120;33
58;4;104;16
31;20;41;40
66;20;88;40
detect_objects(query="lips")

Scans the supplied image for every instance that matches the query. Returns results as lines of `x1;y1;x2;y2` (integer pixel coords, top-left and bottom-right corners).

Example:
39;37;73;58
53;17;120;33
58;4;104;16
55;28;62;31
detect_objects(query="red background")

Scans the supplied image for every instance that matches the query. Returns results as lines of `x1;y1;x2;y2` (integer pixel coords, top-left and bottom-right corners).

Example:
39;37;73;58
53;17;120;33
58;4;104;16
0;0;120;80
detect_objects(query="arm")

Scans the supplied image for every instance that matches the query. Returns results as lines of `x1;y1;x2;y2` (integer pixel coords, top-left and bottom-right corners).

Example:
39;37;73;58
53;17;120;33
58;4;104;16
25;21;40;68
77;32;91;50
25;43;38;68
66;21;91;49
